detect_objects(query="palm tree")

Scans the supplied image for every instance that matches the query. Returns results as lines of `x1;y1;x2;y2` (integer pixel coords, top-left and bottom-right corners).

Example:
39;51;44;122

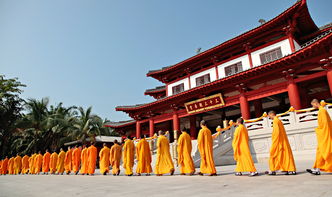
71;106;106;144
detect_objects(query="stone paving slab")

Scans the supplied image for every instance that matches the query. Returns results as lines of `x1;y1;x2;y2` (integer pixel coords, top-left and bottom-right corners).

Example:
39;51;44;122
0;161;332;197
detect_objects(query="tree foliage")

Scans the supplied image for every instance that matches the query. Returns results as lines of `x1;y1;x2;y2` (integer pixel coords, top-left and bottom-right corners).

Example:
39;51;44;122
0;75;115;158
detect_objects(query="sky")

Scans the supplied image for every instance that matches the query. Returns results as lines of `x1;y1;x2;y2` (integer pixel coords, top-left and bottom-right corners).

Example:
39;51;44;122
1;0;331;121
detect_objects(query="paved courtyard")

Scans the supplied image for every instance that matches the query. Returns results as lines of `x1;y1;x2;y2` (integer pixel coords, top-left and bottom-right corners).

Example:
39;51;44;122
0;161;332;197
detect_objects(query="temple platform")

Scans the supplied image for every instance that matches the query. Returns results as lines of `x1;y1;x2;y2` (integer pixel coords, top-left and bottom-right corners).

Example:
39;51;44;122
0;160;331;197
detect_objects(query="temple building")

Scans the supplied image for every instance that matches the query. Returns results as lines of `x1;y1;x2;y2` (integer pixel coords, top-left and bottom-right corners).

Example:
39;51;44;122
106;0;332;141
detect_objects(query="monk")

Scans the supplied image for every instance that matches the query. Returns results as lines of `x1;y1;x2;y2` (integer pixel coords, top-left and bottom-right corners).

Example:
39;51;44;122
265;111;296;175
155;130;175;176
123;136;135;176
14;154;22;174
307;99;332;175
87;143;97;175
99;143;110;175
177;129;195;176
79;145;88;175
1;157;8;175
232;118;258;176
0;160;2;175
64;146;72;175
34;151;43;174
110;140;122;176
57;148;66;175
8;157;14;175
42;150;51;174
197;120;217;176
21;155;30;174
72;145;81;175
136;135;152;176
49;151;58;174
29;154;36;174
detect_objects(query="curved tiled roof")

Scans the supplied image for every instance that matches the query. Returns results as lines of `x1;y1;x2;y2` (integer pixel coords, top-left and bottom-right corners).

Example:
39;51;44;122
144;85;166;94
104;120;136;128
147;0;317;80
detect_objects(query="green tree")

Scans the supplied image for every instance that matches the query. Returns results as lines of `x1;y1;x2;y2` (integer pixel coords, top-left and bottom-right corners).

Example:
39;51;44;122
0;75;25;158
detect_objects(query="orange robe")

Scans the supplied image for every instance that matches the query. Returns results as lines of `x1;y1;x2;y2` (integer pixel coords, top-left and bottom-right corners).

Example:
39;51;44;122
232;124;257;172
21;155;30;174
110;144;122;175
99;146;110;174
34;154;43;174
87;145;97;175
269;117;296;172
49;152;58;173
197;126;216;174
57;151;66;174
177;132;195;174
14;156;22;174
64;149;72;173
79;148;88;174
123;139;135;175
29;154;36;174
42;152;51;173
313;106;332;172
72;148;81;173
136;138;152;174
1;158;8;174
8;157;14;174
155;135;174;175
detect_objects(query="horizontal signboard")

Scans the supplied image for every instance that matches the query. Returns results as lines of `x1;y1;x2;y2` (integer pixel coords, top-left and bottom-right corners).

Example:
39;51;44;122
185;93;225;114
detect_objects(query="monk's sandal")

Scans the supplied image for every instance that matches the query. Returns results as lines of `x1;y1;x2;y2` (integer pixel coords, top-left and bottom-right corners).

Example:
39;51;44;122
235;172;242;176
306;169;320;175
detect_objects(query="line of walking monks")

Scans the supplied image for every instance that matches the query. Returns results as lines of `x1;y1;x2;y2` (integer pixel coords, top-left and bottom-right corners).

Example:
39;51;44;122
1;99;332;176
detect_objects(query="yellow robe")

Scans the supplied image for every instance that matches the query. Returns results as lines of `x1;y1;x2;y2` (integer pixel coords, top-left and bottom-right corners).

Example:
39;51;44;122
177;132;195;174
72;148;81;173
21;155;29;174
42;152;51;173
1;158;8;174
99;146;110;174
29;154;36;174
136;138;152;174
87;145;97;175
232;124;257;172
49;152;58;173
8;157;14;175
34;154;43;174
110;144;122;175
313;106;332;172
269;117;296;172
79;148;88;174
155;135;174;175
197;126;216;174
64;149;72;173
57;151;66;174
122;139;135;175
14;156;22;174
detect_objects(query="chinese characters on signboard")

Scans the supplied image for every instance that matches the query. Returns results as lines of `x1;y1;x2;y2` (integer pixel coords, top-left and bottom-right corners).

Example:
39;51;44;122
185;93;225;114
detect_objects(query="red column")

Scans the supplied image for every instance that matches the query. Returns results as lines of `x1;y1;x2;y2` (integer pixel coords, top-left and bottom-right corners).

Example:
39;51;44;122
253;99;263;118
149;119;154;137
287;81;301;110
248;53;253;68
326;70;332;96
239;93;250;119
189;116;197;139
288;36;296;53
172;113;180;132
136;121;141;139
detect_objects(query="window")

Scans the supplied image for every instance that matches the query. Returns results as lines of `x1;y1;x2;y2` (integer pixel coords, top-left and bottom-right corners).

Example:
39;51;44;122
224;62;243;76
172;83;184;95
195;74;211;86
260;47;282;64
